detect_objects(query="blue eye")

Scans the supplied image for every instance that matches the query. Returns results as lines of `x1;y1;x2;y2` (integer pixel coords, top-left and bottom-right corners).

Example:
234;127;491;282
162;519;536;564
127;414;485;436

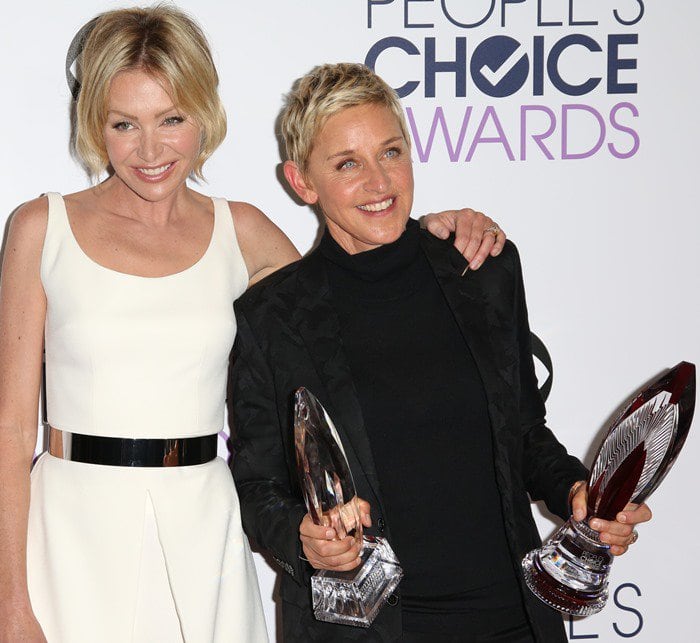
337;159;356;171
164;115;185;126
385;147;401;158
112;121;133;131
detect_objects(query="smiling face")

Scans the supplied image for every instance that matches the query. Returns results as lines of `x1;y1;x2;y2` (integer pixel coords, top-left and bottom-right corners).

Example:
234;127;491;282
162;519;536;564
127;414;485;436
284;102;414;255
102;68;201;202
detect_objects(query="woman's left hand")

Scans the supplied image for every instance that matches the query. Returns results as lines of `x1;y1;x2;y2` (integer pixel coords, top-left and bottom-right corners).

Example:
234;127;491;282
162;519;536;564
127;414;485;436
421;208;506;270
570;481;653;556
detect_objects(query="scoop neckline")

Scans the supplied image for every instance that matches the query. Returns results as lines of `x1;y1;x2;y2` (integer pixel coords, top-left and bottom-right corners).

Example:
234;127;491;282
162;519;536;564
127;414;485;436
56;193;217;280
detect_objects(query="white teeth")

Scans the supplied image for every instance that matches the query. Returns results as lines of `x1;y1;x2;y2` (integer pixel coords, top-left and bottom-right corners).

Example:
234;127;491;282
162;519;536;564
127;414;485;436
139;163;172;176
358;198;394;212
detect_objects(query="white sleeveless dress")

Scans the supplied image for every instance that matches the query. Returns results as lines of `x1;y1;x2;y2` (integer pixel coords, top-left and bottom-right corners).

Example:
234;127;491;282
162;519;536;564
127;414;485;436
26;193;268;642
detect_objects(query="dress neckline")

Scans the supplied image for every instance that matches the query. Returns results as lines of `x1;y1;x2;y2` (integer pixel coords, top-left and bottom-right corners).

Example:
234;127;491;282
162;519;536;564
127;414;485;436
54;192;217;281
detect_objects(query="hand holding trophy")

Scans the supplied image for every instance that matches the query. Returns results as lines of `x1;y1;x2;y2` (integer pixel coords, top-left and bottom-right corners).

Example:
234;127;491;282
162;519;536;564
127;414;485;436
522;361;695;615
294;387;403;627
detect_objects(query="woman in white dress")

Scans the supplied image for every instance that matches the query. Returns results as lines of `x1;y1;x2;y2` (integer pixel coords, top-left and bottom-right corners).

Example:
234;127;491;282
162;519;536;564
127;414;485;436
0;6;504;643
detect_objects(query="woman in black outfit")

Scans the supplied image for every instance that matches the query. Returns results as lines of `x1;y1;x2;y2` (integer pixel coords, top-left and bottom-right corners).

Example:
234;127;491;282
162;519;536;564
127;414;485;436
230;63;651;642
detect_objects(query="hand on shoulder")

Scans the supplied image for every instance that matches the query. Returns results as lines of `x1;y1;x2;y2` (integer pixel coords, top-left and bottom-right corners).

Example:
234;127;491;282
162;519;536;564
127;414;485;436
421;207;506;269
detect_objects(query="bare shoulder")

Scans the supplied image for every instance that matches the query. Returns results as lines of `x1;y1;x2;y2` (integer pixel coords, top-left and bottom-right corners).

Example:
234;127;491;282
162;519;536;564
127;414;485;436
227;200;300;286
228;200;279;236
5;195;49;254
0;196;48;311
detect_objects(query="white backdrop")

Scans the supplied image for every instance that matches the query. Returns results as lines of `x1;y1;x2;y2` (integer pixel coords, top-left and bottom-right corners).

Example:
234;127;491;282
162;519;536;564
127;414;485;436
2;2;698;641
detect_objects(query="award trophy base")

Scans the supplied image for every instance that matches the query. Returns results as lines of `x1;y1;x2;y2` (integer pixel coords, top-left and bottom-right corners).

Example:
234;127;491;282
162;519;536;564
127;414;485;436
311;535;403;627
522;519;613;616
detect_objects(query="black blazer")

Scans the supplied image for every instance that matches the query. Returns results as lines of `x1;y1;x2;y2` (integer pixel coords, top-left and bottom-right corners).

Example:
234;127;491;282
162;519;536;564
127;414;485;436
230;233;587;642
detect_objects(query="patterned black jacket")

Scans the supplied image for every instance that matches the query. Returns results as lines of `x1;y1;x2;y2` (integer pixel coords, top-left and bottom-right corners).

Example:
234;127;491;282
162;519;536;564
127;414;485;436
230;233;587;642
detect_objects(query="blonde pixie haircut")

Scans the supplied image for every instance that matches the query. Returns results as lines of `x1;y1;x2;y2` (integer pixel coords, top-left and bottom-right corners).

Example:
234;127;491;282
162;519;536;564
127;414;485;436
280;63;411;173
74;4;226;179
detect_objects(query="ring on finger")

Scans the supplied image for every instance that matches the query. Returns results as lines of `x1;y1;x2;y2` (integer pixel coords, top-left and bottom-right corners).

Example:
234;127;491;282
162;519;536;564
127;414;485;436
484;224;500;238
630;530;639;545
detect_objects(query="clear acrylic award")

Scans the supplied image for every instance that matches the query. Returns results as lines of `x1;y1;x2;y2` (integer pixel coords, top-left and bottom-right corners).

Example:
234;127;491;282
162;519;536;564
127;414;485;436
522;361;695;615
294;387;403;627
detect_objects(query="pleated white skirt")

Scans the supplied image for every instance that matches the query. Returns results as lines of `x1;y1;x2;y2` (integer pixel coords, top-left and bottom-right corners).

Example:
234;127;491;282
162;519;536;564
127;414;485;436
27;453;268;643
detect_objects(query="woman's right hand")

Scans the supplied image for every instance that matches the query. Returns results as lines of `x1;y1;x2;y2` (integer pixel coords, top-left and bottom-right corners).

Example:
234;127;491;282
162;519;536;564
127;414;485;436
298;499;372;572
1;608;47;643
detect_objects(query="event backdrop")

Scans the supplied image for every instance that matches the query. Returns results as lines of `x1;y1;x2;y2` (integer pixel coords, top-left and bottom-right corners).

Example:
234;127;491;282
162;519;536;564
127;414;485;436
2;2;697;641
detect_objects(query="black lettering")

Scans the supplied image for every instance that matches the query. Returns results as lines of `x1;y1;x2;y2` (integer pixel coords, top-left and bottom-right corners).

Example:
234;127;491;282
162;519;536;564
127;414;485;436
607;34;638;94
537;0;563;27
569;0;598;26
568;615;599;639
613;583;643;637
533;35;545;95
425;36;467;97
547;34;602;96
441;0;495;28
614;1;645;26
404;0;434;28
501;0;526;28
364;37;421;98
367;0;395;28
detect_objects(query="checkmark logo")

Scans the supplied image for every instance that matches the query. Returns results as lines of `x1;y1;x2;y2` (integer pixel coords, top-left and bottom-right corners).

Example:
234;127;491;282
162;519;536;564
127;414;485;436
471;36;530;98
479;46;526;86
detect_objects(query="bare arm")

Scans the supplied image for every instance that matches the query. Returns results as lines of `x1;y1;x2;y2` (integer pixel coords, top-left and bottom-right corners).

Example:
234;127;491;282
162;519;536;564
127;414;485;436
228;202;301;287
0;198;48;640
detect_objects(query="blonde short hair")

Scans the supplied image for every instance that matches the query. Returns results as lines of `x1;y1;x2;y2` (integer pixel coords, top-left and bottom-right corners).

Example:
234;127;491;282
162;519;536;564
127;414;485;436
74;4;226;179
280;63;410;173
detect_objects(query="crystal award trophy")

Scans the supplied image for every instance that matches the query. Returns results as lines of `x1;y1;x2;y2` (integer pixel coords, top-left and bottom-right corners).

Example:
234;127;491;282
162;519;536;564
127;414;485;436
294;387;403;627
522;361;695;615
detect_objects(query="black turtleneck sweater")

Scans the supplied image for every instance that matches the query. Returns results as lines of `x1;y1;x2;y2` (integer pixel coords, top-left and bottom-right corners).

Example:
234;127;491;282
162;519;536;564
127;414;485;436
319;220;528;636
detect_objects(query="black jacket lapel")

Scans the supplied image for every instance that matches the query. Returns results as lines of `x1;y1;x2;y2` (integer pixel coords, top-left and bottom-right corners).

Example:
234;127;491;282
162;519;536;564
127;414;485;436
420;234;508;436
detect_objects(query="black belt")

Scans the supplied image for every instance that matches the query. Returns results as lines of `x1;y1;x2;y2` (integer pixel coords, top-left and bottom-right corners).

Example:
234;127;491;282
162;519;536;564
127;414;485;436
48;427;218;467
